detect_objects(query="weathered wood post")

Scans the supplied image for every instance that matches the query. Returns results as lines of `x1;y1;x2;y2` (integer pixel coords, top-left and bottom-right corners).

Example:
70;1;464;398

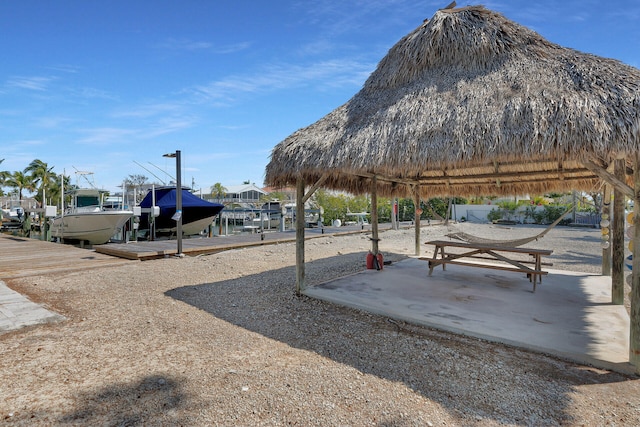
613;159;625;304
414;187;421;256
630;154;640;370
295;177;305;295
391;197;397;230
371;176;379;255
602;185;612;276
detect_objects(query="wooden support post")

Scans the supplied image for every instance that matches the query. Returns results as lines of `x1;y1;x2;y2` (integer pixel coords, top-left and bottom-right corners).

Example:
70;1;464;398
602;185;612;276
583;159;634;198
414;189;421;256
390;197;397;230
371;176;379;255
630;154;640;370
295;178;305;295
613;159;625;304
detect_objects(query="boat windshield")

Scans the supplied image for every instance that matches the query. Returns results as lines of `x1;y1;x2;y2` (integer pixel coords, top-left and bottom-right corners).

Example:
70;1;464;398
77;195;101;208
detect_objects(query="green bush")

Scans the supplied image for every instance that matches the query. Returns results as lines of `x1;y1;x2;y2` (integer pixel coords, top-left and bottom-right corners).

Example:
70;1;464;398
523;206;537;223
487;208;502;222
532;210;546;224
542;205;569;224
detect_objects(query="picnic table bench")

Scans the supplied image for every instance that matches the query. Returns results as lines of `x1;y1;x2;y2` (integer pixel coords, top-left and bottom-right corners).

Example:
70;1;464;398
423;240;553;292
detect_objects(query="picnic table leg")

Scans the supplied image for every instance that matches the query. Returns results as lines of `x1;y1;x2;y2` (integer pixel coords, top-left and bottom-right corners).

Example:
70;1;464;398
440;246;446;271
535;254;542;291
428;245;445;276
428;245;438;276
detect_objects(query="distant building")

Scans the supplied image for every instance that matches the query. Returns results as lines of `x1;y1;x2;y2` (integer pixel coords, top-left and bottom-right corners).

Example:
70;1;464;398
205;183;267;206
1;196;39;210
261;186;296;203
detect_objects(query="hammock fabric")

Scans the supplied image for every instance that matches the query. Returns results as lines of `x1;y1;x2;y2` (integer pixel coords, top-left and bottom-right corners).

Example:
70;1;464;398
445;206;574;247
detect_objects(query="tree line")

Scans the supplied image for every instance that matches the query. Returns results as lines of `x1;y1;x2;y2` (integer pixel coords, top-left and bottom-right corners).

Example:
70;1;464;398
2;159;600;226
0;159;68;206
311;189;467;225
310;190;600;226
0;158;157;207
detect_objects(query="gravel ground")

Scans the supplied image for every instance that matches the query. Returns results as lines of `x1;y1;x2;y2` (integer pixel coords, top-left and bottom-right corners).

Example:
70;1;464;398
1;223;640;426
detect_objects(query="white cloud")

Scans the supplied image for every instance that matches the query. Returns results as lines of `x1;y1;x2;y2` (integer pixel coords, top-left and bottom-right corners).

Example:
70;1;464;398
34;116;77;129
157;38;213;50
211;42;252;54
112;103;185;119
157;38;251;54
77;127;138;145
77;114;196;144
46;64;80;74
6;76;55;91
293;0;443;38
188;58;374;103
70;87;119;101
141;117;197;138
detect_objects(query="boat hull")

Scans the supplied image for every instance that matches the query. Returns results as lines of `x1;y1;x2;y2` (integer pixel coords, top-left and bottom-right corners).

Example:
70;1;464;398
156;214;218;235
139;187;224;236
51;211;133;244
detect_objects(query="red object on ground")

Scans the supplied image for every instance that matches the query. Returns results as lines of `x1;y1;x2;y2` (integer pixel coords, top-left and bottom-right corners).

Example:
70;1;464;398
366;252;384;270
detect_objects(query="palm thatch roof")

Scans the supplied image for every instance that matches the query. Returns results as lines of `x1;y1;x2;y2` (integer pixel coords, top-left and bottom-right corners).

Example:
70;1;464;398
265;5;640;197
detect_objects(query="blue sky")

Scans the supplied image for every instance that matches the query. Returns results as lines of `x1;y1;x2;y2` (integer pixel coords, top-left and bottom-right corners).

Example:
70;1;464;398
1;0;639;195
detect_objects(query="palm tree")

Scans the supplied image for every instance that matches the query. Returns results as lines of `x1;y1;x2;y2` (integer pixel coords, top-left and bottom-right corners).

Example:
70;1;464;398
0;159;9;181
5;171;36;200
0;159;9;196
25;159;55;205
48;174;72;209
210;183;227;203
0;161;5;197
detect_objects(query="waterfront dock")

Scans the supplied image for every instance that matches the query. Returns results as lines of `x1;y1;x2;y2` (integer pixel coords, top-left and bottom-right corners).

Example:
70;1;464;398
0;223;410;278
95;224;391;260
0;234;131;279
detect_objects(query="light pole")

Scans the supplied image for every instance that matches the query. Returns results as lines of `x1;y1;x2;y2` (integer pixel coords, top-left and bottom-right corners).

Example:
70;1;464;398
163;150;182;256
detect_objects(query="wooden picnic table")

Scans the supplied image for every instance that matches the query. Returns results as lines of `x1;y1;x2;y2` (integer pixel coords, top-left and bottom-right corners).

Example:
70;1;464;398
424;240;553;292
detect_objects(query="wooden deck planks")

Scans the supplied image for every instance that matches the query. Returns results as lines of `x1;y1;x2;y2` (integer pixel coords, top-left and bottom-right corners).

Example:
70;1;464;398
0;234;132;279
95;232;301;260
96;226;383;260
1;224;408;275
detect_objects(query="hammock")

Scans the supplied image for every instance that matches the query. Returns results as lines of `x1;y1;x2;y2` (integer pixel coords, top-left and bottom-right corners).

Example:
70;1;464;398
445;205;574;247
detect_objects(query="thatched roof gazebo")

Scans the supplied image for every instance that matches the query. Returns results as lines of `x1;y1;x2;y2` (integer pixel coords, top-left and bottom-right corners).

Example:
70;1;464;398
264;5;640;369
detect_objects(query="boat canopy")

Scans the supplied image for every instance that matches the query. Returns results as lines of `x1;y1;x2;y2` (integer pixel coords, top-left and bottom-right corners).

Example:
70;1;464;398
140;187;224;210
139;187;225;234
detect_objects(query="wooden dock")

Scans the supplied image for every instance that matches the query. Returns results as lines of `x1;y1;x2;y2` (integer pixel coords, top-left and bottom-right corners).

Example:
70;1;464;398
0;224;409;278
95;227;373;260
0;234;132;279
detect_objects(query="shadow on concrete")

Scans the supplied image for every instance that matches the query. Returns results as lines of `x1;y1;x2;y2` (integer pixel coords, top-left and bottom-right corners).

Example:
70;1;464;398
306;257;632;370
165;251;634;425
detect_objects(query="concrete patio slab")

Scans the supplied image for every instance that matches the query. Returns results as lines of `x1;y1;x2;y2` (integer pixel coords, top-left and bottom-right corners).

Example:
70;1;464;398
304;258;632;374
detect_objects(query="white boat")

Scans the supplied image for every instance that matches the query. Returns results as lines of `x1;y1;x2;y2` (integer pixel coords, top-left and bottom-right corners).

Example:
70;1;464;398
245;201;320;230
1;205;26;229
51;188;133;245
345;211;369;226
248;212;281;230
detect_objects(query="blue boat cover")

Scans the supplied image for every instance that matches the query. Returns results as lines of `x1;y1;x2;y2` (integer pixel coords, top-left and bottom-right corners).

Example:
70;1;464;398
139;187;224;233
140;187;224;210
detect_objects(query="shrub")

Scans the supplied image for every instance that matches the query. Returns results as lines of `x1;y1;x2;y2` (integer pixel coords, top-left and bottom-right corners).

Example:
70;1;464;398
532;210;546;224
487;208;502;222
543;205;569;224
